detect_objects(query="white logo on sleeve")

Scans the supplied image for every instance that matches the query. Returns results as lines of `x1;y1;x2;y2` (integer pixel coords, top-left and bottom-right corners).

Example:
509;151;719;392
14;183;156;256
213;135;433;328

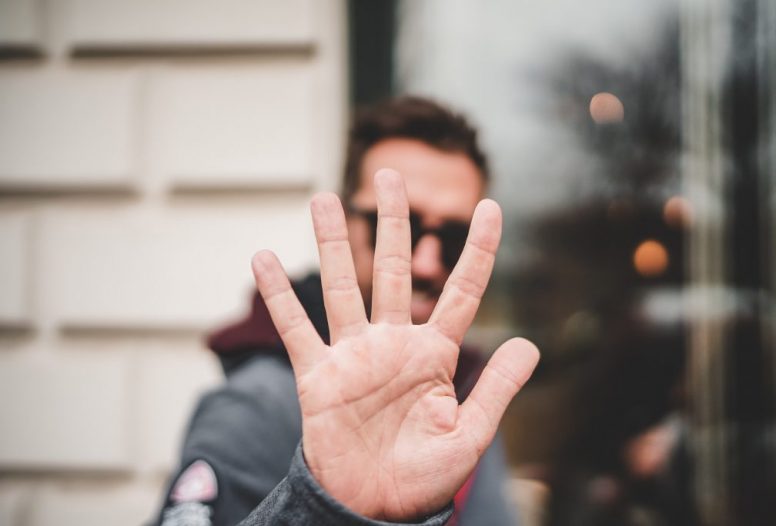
171;460;218;503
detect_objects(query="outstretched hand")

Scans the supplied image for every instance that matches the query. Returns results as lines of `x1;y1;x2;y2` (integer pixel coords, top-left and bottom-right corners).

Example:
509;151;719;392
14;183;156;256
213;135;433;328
251;169;539;521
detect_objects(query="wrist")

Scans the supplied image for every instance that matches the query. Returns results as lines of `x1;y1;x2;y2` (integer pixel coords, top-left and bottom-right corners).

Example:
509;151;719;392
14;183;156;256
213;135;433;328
294;444;453;525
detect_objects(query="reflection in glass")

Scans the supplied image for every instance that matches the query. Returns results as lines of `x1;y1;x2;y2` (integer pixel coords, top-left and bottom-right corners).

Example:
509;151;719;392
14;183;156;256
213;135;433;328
392;0;774;523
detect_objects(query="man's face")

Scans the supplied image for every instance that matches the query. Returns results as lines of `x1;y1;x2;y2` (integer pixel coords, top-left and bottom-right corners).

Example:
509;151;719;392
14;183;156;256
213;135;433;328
347;138;484;323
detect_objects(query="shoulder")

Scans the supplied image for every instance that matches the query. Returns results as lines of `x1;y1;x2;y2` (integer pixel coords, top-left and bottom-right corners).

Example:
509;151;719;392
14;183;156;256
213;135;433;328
160;355;303;526
184;354;301;450
227;352;297;401
197;353;298;418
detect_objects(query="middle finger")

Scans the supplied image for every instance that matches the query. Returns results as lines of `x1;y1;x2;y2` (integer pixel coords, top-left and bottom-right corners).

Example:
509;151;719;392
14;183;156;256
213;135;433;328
371;169;412;324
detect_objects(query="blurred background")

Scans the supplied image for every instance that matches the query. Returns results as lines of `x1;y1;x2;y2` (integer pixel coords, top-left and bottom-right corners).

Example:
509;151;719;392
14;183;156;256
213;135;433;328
0;0;773;525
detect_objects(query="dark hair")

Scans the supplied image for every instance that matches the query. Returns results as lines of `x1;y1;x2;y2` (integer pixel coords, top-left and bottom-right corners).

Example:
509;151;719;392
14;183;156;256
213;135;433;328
341;96;489;202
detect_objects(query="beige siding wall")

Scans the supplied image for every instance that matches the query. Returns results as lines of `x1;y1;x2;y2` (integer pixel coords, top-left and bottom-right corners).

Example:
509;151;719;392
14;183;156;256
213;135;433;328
0;1;348;524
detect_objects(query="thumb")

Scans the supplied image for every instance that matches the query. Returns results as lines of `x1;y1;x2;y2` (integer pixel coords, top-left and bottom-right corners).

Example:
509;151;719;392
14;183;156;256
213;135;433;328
459;338;540;454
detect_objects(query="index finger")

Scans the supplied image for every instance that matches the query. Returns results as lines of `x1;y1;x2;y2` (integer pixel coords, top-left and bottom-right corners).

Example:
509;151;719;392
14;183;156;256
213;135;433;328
428;199;501;344
252;250;328;375
311;193;368;343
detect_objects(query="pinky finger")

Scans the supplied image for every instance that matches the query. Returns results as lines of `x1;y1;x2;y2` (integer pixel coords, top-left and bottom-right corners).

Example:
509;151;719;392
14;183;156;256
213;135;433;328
458;338;540;454
251;250;327;375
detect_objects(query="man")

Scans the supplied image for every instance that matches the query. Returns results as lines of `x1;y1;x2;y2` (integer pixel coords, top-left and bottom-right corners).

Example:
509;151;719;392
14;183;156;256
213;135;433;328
155;97;539;525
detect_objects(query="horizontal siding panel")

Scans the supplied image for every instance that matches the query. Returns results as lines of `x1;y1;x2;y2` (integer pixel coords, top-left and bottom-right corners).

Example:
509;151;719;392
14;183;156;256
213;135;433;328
151;61;315;188
66;0;315;51
0;213;31;326
43;199;317;328
0;70;137;190
0;352;131;470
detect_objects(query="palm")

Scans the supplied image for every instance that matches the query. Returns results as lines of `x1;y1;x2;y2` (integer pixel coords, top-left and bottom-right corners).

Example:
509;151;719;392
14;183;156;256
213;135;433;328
300;324;467;519
252;170;538;521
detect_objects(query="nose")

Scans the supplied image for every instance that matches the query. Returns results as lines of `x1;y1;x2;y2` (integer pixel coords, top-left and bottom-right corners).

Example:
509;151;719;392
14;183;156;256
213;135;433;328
411;234;446;280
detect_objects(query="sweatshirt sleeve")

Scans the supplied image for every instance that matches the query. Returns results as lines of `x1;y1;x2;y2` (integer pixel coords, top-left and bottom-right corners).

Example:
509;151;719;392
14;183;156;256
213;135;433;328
237;445;454;526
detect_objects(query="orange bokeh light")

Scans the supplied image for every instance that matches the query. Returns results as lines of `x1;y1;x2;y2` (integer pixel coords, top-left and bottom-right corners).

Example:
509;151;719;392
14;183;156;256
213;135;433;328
590;91;625;124
633;239;669;277
663;196;693;228
589;92;625;123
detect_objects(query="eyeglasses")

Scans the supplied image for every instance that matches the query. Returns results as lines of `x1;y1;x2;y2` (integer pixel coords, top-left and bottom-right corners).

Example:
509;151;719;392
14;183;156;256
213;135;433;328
348;205;470;271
